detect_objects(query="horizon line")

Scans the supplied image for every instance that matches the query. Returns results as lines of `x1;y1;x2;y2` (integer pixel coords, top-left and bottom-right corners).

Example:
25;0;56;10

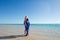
0;23;60;25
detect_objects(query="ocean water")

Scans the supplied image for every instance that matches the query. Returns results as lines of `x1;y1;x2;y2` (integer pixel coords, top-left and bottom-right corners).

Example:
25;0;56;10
30;24;60;35
0;24;60;37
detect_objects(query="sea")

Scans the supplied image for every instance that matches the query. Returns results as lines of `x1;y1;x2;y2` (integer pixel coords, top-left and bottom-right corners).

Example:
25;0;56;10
0;24;60;37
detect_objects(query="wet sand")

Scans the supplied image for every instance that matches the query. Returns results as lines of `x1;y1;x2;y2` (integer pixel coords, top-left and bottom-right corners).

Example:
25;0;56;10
0;25;60;40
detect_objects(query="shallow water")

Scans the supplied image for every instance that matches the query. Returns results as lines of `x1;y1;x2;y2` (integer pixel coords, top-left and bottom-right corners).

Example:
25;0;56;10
0;24;60;40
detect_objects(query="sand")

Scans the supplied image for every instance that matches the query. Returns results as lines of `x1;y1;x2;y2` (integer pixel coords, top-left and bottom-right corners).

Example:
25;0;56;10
0;25;60;40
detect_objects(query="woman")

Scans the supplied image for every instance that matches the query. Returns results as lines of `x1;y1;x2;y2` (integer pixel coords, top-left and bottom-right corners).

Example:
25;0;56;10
24;16;30;36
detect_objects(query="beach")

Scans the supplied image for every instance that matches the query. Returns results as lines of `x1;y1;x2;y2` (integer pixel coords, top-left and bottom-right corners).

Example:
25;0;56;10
0;24;60;40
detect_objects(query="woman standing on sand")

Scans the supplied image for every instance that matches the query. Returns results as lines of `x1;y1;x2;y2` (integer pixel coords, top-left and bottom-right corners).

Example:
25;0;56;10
24;16;30;36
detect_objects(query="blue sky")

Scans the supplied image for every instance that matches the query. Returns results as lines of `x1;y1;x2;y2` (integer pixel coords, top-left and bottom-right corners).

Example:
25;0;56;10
0;0;60;24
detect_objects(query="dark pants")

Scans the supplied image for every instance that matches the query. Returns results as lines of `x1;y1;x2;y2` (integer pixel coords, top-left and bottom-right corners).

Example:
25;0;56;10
25;27;29;36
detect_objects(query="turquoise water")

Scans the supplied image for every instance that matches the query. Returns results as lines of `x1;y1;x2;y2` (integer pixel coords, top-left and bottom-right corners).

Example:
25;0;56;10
0;24;60;31
0;24;60;37
0;24;60;26
0;24;60;35
30;24;60;37
0;24;60;29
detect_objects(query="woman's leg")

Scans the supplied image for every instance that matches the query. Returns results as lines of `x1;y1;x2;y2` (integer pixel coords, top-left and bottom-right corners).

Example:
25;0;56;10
24;30;26;35
26;30;29;35
26;27;29;36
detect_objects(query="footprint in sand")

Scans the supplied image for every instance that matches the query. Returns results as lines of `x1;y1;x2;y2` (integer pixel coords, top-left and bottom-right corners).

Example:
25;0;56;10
24;36;30;40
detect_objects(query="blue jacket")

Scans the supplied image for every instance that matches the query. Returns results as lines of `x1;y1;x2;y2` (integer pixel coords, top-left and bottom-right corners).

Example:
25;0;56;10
25;21;30;28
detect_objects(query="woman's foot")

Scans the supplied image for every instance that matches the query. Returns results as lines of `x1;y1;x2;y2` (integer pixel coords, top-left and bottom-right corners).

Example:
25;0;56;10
24;34;28;36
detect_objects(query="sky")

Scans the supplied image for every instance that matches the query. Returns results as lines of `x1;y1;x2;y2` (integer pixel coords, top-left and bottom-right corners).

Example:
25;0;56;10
0;0;60;24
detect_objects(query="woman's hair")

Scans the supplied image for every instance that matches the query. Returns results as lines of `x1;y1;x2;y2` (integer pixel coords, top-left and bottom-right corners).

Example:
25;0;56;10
25;16;28;19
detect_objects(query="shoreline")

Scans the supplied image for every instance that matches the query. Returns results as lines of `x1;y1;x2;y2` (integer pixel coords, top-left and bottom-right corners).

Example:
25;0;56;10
0;25;60;40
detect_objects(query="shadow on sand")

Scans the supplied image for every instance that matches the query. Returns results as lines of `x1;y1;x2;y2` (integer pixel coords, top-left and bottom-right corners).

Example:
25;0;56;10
0;34;26;39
